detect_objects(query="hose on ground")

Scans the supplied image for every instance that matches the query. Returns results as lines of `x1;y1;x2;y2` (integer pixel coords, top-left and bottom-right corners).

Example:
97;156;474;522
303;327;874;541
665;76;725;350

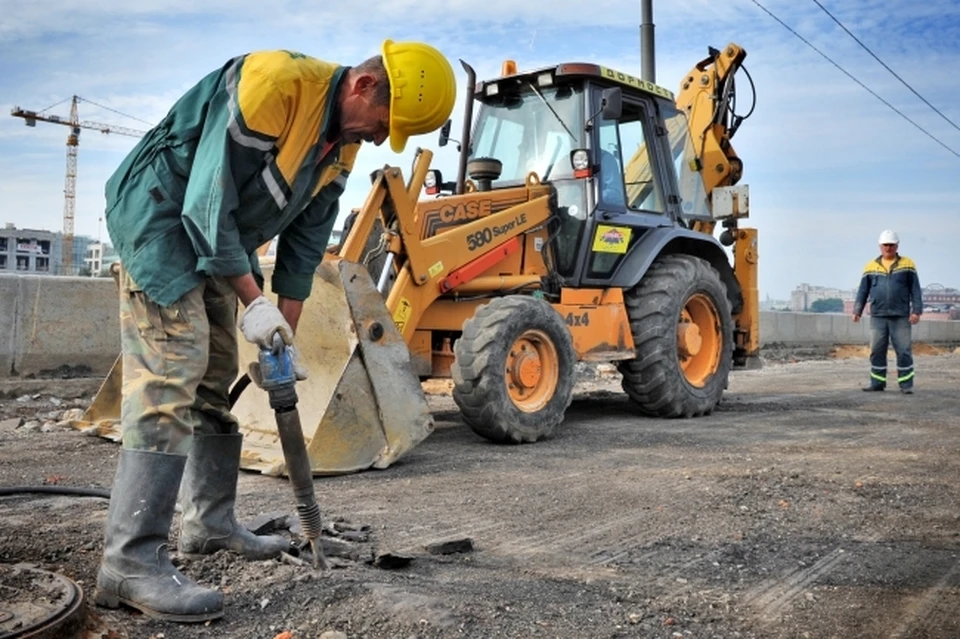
0;485;111;499
3;374;255;502
0;374;250;499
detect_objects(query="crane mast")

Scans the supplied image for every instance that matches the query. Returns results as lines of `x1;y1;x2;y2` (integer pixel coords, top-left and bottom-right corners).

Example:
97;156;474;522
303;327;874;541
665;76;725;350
11;96;147;274
64;97;79;269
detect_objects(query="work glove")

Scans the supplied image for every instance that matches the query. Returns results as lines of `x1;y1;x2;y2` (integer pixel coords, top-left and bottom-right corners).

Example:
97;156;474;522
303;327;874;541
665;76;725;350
238;296;294;349
247;344;309;388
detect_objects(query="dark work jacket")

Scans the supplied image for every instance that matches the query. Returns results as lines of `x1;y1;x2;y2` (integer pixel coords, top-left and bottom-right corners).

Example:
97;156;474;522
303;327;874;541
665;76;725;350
853;254;922;318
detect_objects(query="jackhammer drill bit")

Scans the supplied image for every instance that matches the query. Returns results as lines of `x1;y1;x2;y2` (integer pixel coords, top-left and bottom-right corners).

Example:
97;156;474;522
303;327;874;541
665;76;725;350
258;333;329;570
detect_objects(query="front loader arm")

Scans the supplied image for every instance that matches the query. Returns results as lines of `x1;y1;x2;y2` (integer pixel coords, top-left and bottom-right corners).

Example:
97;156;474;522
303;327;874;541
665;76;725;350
385;192;552;343
336;149;554;344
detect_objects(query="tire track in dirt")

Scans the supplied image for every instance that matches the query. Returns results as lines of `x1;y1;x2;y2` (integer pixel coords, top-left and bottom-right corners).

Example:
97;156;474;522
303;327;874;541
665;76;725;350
585;532;661;567
486;478;683;560
364;471;601;551
360;463;657;561
889;557;960;639
489;510;648;557
741;547;848;621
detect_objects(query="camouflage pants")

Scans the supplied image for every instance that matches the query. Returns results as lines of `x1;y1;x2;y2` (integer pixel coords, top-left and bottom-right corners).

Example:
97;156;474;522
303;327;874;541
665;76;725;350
118;267;240;454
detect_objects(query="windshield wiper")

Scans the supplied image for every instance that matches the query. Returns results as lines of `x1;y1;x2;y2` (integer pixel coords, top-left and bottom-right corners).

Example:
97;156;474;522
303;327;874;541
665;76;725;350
526;82;577;142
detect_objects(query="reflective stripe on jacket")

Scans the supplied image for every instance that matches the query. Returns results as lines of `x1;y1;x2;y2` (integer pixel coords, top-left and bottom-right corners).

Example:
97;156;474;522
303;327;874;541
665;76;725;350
853;254;922;318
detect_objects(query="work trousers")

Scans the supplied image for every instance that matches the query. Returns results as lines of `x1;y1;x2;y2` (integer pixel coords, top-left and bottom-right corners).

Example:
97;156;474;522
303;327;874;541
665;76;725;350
118;266;240;454
868;316;914;391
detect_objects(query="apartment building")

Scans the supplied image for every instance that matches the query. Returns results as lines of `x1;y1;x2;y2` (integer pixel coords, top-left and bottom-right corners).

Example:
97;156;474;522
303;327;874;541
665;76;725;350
0;224;57;273
84;241;120;276
0;224;95;275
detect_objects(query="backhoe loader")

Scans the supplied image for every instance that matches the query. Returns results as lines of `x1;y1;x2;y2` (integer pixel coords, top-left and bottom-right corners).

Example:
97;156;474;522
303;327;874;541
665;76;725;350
79;44;758;476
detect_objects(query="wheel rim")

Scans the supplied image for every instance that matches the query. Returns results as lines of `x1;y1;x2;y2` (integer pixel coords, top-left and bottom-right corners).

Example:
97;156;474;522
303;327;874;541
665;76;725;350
677;293;722;387
505;329;559;412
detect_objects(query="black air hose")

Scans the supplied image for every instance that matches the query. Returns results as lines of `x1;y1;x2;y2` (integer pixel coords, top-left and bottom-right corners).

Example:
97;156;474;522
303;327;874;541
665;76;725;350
2;364;259;502
0;485;110;498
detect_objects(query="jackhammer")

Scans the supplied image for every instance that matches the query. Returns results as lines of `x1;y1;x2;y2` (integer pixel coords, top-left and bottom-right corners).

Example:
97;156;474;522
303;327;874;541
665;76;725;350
255;333;329;570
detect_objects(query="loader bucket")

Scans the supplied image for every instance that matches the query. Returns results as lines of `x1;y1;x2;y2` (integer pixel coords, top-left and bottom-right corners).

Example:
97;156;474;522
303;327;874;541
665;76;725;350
232;259;434;476
73;259;434;477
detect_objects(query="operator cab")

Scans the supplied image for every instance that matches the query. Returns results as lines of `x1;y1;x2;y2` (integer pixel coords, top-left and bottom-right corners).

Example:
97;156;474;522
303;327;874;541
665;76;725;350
429;61;713;285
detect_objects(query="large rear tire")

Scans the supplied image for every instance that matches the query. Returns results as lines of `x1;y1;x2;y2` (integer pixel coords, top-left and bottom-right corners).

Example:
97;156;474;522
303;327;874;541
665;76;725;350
452;296;575;443
617;254;733;417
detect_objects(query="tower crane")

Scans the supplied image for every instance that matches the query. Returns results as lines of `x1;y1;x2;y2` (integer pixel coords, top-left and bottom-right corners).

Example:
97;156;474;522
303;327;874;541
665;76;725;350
11;95;148;274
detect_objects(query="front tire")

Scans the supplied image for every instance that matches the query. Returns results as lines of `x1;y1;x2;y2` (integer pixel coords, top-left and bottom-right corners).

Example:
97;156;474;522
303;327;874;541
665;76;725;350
452;296;575;443
617;254;733;417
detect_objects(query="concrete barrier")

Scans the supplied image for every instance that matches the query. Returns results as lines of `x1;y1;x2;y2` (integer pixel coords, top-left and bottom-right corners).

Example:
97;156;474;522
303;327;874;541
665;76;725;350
760;311;960;346
2;273;960;378
0;273;119;378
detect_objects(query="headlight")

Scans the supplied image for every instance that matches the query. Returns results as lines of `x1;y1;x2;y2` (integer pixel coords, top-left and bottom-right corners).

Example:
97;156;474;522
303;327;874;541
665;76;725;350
570;149;592;179
570;149;590;171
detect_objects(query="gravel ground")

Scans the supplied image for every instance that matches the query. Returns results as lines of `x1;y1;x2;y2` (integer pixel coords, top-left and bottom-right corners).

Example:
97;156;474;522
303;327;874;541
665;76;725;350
1;351;959;638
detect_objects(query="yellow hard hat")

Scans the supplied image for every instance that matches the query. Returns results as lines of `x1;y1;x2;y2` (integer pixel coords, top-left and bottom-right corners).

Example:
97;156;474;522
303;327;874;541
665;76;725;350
381;39;457;153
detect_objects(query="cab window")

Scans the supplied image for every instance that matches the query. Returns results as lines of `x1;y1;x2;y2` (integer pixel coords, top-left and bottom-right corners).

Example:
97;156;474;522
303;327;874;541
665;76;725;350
597;120;625;207
604;101;664;213
470;84;584;185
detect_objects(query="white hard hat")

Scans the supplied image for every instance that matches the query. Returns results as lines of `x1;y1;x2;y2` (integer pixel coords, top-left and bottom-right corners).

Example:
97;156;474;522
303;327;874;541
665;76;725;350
878;229;899;245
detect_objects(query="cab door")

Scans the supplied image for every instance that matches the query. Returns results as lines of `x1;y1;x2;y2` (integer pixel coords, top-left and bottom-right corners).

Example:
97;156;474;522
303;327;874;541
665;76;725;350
582;90;673;285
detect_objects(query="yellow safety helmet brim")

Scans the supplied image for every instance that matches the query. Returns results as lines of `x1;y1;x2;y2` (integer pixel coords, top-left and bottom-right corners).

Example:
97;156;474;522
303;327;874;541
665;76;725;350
381;39;457;154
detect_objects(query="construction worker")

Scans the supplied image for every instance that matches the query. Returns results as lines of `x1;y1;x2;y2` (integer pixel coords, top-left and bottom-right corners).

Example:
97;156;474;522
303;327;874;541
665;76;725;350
852;229;923;393
94;41;456;622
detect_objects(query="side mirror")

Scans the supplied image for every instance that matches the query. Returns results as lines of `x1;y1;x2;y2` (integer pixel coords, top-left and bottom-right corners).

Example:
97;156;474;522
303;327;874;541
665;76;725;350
438;119;452;147
600;88;622;120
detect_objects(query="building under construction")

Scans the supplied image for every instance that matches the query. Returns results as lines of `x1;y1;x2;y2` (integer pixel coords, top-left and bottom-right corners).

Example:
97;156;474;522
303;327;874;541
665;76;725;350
0;223;93;275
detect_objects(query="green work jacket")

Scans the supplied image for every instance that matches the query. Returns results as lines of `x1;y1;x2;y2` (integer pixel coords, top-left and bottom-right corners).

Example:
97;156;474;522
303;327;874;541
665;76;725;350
105;50;361;306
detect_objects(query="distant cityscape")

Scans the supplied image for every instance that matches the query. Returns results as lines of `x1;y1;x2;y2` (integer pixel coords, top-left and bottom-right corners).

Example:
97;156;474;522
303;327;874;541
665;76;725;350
5;223;958;319
0;223;116;277
0;223;344;277
764;283;960;320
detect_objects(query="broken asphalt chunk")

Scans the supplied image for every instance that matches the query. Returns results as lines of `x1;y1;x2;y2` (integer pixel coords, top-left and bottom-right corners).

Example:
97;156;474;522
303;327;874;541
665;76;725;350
333;520;371;533
373;551;415;570
339;530;370;543
245;511;293;536
424;537;474;555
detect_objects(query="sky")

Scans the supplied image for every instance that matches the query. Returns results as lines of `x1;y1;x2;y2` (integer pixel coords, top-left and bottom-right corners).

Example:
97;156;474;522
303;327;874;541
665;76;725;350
1;0;959;300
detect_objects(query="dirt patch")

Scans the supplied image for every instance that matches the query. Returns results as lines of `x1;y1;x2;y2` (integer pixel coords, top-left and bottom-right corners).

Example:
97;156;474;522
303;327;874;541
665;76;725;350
420;379;454;395
830;342;954;359
830;344;871;359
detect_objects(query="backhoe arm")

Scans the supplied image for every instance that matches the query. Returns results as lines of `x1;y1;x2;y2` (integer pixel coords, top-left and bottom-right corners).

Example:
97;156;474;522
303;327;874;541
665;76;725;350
676;43;747;193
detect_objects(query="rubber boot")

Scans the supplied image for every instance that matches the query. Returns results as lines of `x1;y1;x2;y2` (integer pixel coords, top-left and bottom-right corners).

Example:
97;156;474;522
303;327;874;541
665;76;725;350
178;433;288;560
95;448;224;622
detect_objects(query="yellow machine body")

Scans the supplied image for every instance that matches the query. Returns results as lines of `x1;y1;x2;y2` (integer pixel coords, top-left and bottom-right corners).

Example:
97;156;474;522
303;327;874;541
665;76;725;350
78;43;760;472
